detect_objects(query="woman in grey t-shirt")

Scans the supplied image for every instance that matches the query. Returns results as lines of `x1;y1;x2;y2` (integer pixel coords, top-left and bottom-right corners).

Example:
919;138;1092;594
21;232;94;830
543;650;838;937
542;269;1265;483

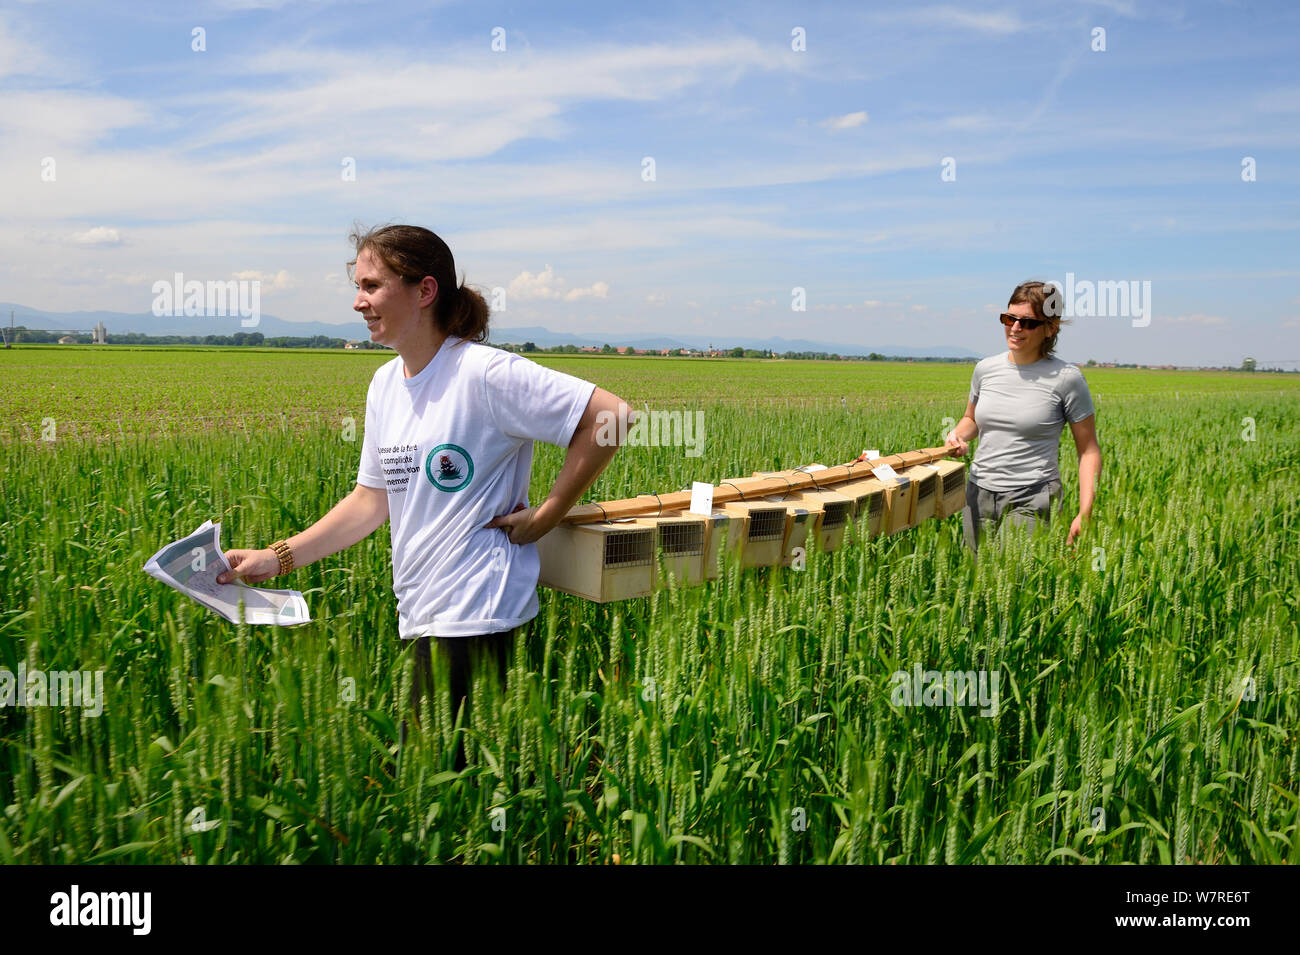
943;281;1102;552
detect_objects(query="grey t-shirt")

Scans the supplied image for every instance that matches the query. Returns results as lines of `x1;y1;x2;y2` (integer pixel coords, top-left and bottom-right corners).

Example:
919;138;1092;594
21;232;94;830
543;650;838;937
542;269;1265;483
968;352;1095;492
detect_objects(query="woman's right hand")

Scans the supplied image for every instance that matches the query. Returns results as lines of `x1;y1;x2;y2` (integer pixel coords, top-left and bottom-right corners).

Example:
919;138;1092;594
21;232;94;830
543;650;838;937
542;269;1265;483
217;548;281;585
944;430;969;457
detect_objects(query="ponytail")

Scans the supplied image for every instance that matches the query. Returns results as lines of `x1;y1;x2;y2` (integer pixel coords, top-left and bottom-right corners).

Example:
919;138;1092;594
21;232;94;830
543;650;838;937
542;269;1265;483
439;283;490;343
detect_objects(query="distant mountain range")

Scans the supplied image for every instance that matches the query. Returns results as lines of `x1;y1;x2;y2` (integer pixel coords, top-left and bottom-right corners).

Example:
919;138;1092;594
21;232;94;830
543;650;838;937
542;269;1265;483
0;303;981;359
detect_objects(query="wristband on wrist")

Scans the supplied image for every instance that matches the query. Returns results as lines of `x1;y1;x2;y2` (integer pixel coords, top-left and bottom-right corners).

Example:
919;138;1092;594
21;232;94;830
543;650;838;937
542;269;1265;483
269;539;296;576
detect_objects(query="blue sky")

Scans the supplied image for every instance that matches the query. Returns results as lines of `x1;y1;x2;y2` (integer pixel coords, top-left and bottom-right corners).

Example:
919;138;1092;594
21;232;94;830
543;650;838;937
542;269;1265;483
2;0;1297;366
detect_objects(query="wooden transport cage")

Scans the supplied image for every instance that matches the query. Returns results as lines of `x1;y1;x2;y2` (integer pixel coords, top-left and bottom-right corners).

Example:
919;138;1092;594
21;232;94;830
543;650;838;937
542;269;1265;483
537;446;965;602
881;472;917;534
763;487;853;554
932;458;967;518
535;521;655;602
902;464;941;524
821;477;887;538
718;501;789;567
632;511;709;587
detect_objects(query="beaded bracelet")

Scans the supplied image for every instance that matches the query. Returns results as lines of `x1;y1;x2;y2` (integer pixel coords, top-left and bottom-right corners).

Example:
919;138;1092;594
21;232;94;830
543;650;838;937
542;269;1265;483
269;539;295;576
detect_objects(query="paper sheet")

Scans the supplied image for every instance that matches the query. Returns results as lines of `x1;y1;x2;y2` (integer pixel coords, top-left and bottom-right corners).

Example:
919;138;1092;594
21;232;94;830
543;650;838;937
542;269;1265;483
142;520;312;626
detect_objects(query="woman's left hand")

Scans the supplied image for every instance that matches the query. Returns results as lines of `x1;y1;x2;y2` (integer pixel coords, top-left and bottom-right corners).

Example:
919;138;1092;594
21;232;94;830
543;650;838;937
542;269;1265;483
486;503;547;545
1067;513;1086;546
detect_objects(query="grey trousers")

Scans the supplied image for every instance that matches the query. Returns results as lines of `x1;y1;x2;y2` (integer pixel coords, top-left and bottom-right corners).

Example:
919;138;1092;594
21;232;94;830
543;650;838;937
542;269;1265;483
962;477;1063;553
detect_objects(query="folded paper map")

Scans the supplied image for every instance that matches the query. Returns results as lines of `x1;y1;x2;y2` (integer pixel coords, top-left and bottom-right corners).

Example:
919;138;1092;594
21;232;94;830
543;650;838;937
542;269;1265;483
143;519;311;626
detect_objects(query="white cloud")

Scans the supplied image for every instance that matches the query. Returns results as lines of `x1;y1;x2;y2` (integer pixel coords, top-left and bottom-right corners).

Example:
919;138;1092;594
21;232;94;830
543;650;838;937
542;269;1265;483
71;227;123;246
105;271;150;285
184;38;787;164
1079;0;1139;15
0;13;53;80
870;6;1027;35
822;110;868;131
233;269;296;290
564;281;609;302
507;265;608;302
0;90;152;149
646;292;667;306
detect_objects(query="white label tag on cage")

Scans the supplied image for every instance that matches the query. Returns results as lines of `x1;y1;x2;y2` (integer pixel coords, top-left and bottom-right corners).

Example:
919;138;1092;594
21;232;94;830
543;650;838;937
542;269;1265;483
688;482;714;515
871;462;900;482
866;449;881;460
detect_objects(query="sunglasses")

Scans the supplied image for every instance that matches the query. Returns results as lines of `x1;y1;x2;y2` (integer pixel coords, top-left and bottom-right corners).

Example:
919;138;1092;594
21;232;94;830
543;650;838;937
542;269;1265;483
999;313;1046;331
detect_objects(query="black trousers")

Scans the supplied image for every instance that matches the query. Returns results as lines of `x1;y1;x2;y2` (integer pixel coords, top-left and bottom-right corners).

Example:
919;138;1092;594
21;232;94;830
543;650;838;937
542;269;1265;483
962;477;1063;555
409;627;515;730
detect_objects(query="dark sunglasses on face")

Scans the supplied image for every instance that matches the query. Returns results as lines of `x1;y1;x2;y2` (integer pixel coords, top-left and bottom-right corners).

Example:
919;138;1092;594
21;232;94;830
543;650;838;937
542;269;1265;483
999;313;1045;331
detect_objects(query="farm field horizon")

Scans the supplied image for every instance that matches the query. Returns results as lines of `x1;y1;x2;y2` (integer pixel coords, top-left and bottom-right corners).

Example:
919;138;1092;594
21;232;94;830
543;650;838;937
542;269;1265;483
1;345;1297;863
3;344;1295;443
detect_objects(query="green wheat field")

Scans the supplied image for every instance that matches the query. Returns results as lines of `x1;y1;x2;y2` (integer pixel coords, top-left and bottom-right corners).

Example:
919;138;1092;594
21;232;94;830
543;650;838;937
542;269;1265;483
2;345;1297;863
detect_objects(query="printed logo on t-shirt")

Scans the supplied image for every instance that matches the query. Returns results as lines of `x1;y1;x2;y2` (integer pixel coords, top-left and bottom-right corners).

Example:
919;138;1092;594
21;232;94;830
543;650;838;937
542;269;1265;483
424;443;474;492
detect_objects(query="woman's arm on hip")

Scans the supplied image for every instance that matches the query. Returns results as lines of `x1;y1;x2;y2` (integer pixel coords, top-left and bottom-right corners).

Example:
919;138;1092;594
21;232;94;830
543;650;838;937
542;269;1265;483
488;387;632;544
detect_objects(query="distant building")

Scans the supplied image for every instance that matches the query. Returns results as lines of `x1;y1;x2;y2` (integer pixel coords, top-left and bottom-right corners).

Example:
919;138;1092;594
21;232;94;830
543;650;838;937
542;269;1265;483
93;321;107;344
58;335;77;344
344;340;362;350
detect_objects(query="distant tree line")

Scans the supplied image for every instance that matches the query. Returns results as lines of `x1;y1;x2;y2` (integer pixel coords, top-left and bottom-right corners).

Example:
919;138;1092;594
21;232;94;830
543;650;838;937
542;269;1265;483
27;328;1281;369
0;327;384;349
492;341;976;362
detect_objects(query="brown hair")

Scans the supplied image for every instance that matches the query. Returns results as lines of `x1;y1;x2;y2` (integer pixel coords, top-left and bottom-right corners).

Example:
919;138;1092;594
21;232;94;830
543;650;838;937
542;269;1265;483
1008;280;1068;359
347;224;490;343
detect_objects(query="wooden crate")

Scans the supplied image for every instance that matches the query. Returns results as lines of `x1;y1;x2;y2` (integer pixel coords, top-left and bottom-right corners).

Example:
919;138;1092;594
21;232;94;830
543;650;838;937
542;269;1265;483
933;459;967;518
769;487;853;553
718;501;788;567
633;512;709;588
650;508;749;580
881;473;917;534
537;521;655;602
701;509;748;579
823;477;887;539
901;464;941;524
761;498;821;566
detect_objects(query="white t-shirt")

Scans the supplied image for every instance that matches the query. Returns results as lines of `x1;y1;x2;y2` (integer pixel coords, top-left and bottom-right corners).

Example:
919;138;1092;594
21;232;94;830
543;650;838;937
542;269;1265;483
357;336;596;638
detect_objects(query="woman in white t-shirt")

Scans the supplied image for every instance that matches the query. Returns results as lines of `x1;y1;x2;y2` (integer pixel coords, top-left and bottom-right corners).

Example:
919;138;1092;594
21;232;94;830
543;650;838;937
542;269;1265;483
219;224;631;764
943;281;1102;553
